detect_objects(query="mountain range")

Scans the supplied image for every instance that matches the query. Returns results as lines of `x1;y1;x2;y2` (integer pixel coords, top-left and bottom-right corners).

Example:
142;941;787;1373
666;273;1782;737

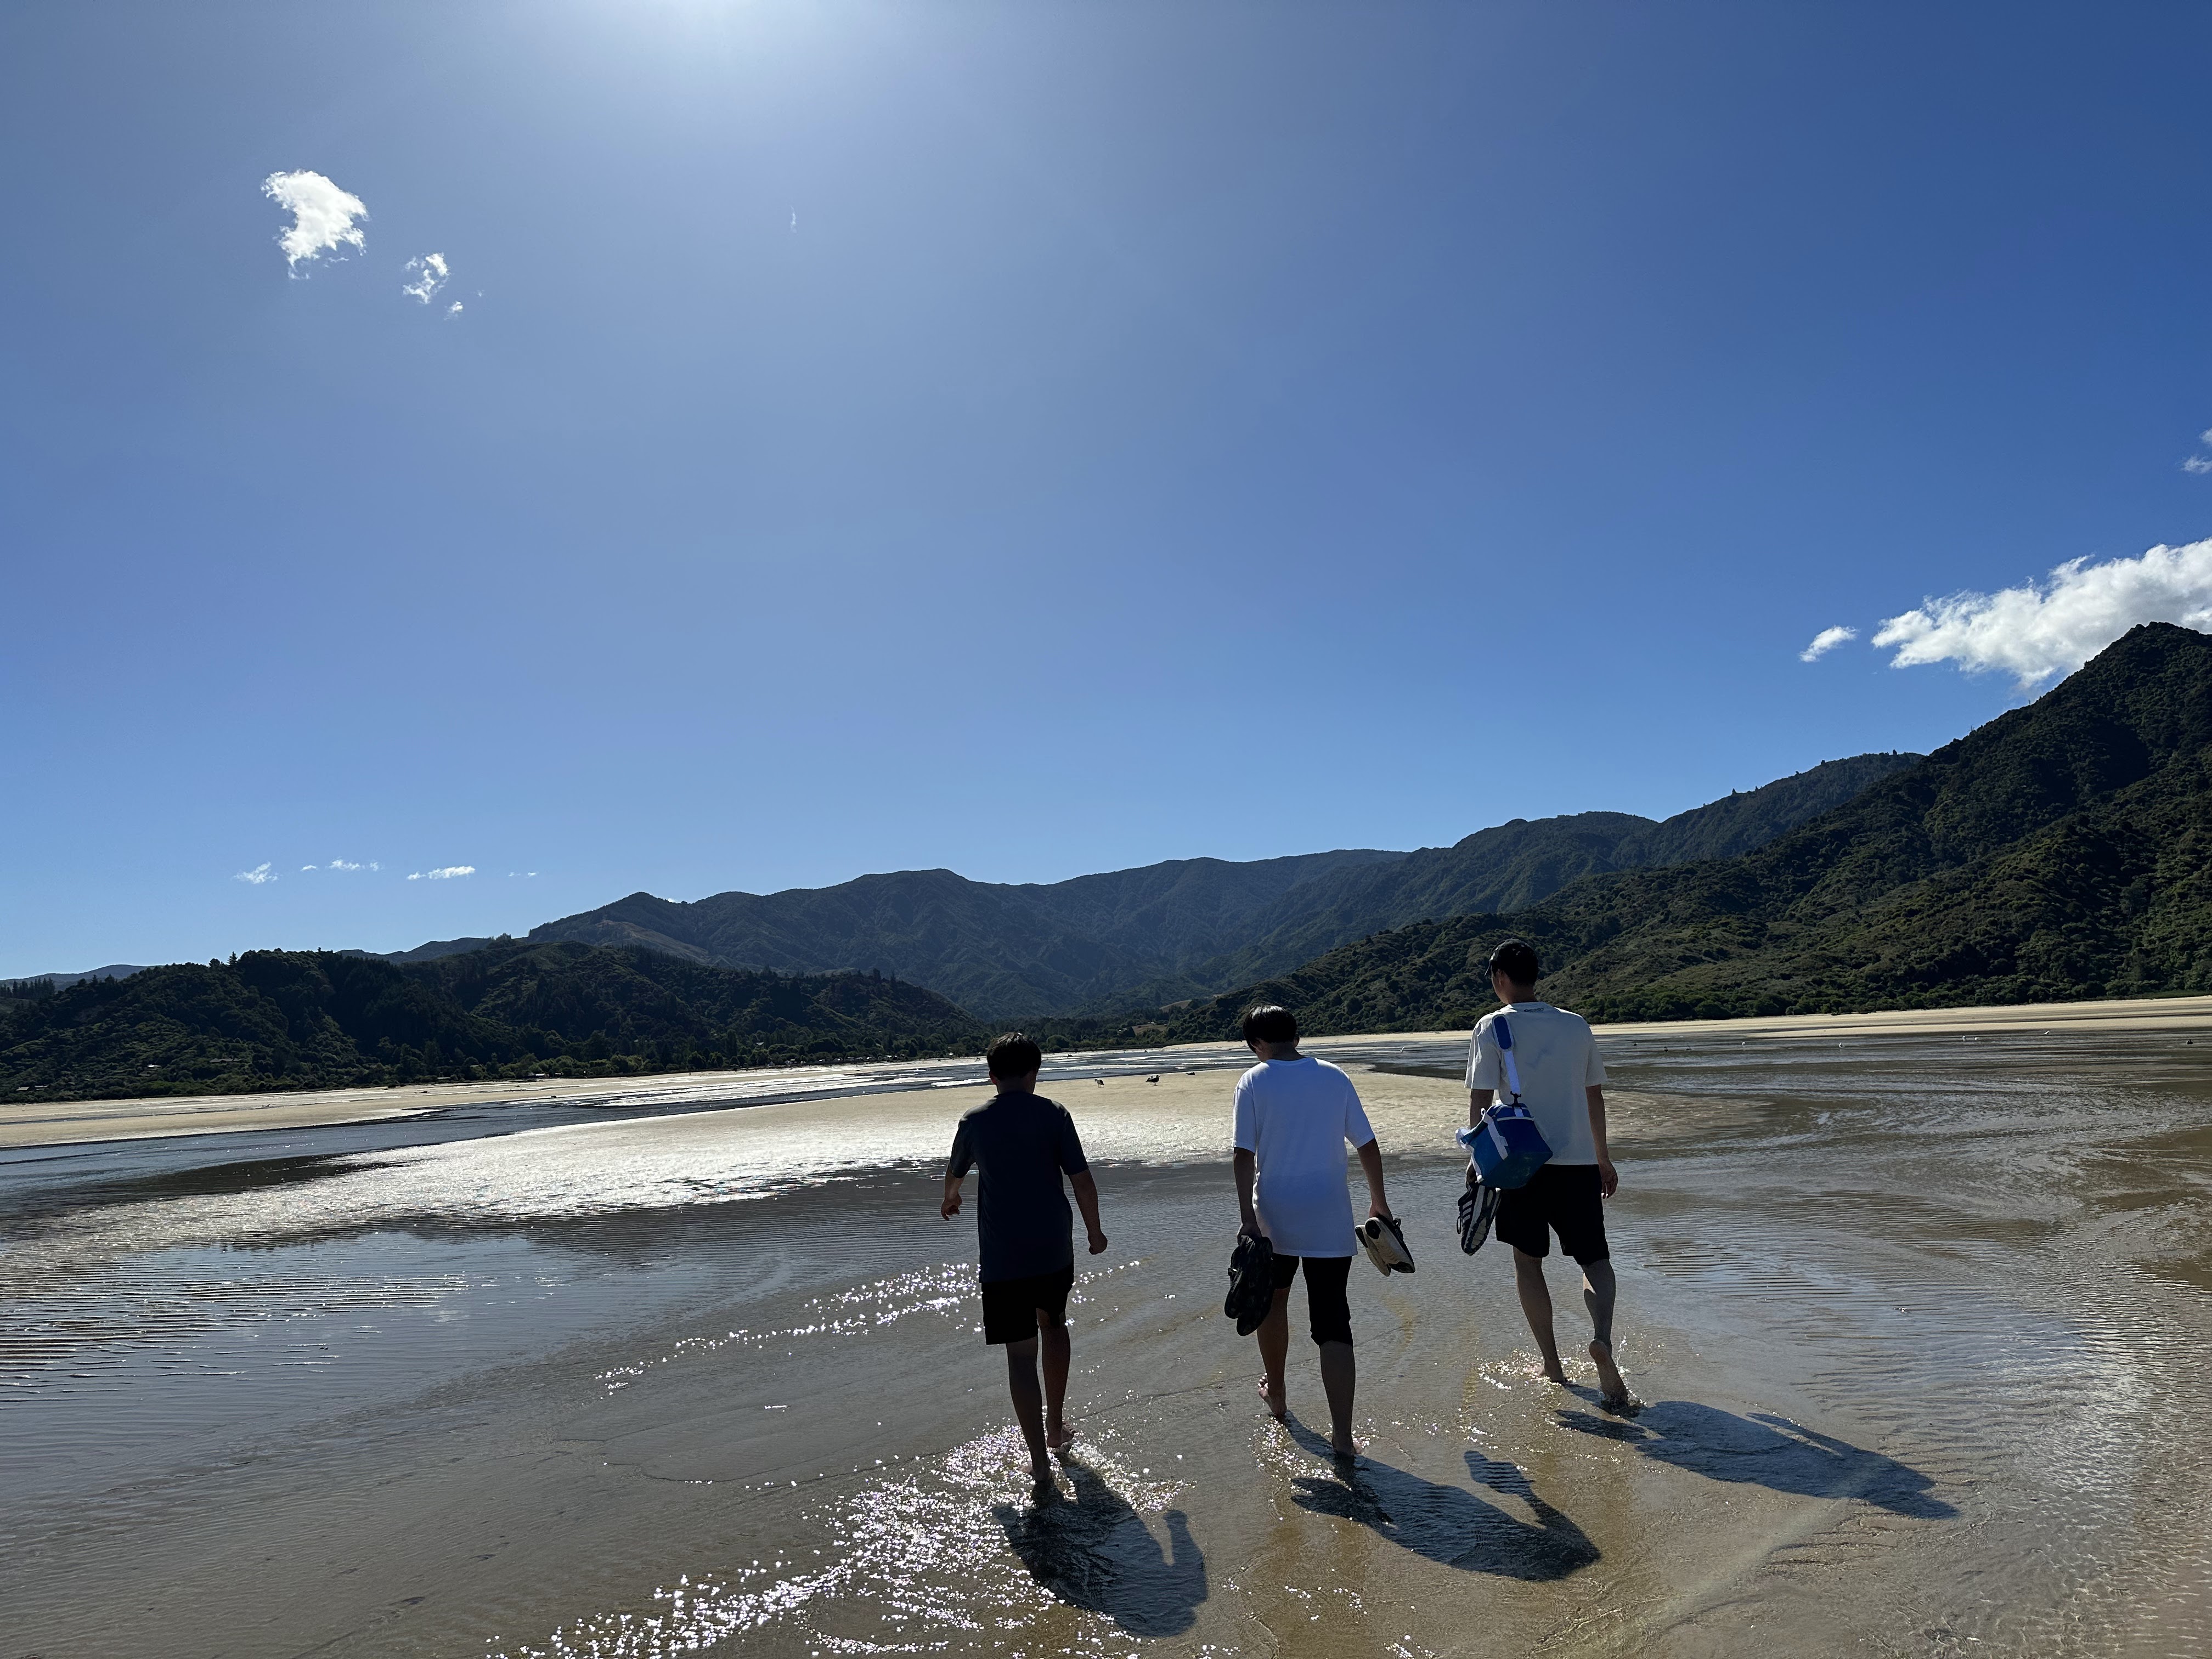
502;752;1913;1018
0;943;986;1101
13;625;2210;1098
1134;623;2212;1040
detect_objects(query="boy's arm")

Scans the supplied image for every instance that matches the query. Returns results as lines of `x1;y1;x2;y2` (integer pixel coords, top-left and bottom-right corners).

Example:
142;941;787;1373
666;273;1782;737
1588;1085;1617;1197
1233;1147;1259;1235
1069;1170;1108;1252
1354;1138;1390;1219
941;1171;965;1218
1468;1087;1494;1126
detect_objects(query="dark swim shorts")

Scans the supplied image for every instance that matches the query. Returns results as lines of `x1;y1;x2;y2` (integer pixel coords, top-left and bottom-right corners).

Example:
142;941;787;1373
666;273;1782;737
1494;1164;1609;1264
979;1265;1076;1345
1268;1252;1355;1347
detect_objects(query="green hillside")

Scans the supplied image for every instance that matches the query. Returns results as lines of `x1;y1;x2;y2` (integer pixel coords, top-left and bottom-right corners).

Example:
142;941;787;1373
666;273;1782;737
517;756;1910;1018
524;850;1407;1018
1157;752;1918;998
1141;624;2212;1039
0;941;988;1103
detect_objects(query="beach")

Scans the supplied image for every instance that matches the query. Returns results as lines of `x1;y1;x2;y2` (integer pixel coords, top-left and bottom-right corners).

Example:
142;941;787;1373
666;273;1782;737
4;1009;2210;1656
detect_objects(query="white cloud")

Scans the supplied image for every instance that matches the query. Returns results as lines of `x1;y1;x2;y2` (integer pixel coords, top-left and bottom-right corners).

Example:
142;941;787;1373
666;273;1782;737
402;252;449;304
1871;539;2212;687
509;870;538;877
262;171;368;272
1799;625;1857;662
447;301;463;316
2184;430;2212;474
234;862;277;885
408;865;476;881
326;857;365;872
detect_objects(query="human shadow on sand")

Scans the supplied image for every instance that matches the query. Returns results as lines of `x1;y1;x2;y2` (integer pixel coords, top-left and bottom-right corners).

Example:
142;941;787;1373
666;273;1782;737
1283;1420;1599;1579
1557;1401;1956;1518
992;1456;1206;1637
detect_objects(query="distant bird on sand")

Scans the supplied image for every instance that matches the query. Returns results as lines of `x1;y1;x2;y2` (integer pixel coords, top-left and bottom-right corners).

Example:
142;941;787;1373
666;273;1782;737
1094;1077;1105;1086
1146;1074;1160;1084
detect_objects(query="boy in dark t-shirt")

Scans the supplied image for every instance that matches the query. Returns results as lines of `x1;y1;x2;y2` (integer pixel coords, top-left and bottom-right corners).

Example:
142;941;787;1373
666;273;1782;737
943;1032;1108;1485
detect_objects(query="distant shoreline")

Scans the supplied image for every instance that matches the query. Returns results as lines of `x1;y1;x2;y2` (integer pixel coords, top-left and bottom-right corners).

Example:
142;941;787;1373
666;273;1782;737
8;992;2212;1151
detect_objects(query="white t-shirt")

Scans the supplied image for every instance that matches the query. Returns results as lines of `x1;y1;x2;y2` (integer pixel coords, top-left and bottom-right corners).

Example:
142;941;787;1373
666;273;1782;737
1466;1002;1607;1165
1232;1056;1375;1258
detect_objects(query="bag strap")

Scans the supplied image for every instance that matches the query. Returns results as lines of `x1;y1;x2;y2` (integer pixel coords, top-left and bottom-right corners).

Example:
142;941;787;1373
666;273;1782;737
1492;1013;1525;1104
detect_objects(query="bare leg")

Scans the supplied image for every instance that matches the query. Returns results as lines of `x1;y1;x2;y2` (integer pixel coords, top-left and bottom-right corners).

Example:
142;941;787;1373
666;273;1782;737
1003;1336;1051;1481
1317;1340;1357;1455
1039;1314;1073;1449
1255;1286;1291;1419
1513;1249;1567;1383
1580;1259;1628;1405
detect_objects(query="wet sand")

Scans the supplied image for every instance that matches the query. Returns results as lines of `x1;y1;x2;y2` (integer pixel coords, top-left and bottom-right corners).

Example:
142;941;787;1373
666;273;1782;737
13;990;2212;1149
4;1030;2210;1656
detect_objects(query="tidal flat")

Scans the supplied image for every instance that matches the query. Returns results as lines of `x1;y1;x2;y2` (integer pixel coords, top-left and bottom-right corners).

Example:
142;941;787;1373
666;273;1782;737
3;1024;2208;1657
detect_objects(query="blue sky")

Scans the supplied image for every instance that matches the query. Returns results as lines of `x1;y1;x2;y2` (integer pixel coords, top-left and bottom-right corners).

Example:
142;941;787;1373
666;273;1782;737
10;2;2212;975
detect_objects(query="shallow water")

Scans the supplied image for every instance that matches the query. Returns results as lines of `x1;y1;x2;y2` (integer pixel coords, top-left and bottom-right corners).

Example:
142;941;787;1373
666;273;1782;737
3;1031;2208;1656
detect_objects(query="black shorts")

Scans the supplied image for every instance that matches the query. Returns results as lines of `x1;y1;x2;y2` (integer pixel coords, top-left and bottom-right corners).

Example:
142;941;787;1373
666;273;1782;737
1269;1251;1354;1347
980;1265;1075;1345
1494;1164;1610;1265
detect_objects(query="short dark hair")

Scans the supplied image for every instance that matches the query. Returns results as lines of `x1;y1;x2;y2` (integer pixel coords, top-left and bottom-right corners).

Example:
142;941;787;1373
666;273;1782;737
1240;1003;1299;1046
986;1031;1042;1079
1488;939;1541;987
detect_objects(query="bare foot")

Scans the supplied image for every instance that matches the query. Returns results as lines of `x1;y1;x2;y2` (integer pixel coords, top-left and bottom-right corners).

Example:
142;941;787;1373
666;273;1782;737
1257;1375;1288;1421
1330;1437;1359;1462
1046;1421;1074;1452
1030;1453;1054;1488
1541;1360;1570;1386
1588;1339;1629;1407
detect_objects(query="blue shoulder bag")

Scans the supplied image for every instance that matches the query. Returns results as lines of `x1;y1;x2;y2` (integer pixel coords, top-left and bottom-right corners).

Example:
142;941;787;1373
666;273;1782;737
1455;1013;1553;1190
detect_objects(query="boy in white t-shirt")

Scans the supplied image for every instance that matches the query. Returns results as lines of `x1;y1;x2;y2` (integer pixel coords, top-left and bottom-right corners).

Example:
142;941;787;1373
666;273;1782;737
1232;1003;1393;1457
1466;938;1628;1407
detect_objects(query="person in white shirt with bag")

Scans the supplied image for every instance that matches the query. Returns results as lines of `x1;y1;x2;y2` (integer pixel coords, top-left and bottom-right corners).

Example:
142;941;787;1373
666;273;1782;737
1467;939;1629;1407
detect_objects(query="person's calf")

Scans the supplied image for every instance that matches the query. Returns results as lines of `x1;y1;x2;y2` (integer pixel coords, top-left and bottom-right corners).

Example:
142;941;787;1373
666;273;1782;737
1037;1317;1073;1448
1578;1258;1629;1407
1578;1259;1617;1349
1002;1337;1050;1477
1317;1339;1357;1456
1512;1250;1566;1381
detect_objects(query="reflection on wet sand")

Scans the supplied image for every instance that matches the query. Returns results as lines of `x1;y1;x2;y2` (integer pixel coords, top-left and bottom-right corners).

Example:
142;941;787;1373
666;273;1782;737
3;1028;2209;1656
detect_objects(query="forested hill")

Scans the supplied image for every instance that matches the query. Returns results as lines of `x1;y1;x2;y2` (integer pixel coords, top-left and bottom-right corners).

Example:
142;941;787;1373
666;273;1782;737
1139;624;2212;1039
524;850;1408;1018
1154;752;1921;998
0;941;988;1103
518;755;1911;1018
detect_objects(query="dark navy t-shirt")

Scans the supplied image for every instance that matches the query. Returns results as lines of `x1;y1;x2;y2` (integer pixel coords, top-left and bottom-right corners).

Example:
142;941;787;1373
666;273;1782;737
946;1092;1089;1283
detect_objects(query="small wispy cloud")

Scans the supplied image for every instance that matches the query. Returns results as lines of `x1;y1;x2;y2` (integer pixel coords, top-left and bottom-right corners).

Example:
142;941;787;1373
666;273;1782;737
447;301;463;317
328;858;367;872
2183;429;2212;475
408;865;476;881
1799;625;1858;662
1871;539;2212;687
508;871;538;878
234;862;278;885
262;171;367;273
402;252;449;304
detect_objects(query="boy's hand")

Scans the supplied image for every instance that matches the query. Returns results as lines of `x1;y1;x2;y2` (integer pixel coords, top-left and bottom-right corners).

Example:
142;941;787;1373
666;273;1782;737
1086;1228;1108;1255
941;1181;963;1219
1596;1158;1618;1199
